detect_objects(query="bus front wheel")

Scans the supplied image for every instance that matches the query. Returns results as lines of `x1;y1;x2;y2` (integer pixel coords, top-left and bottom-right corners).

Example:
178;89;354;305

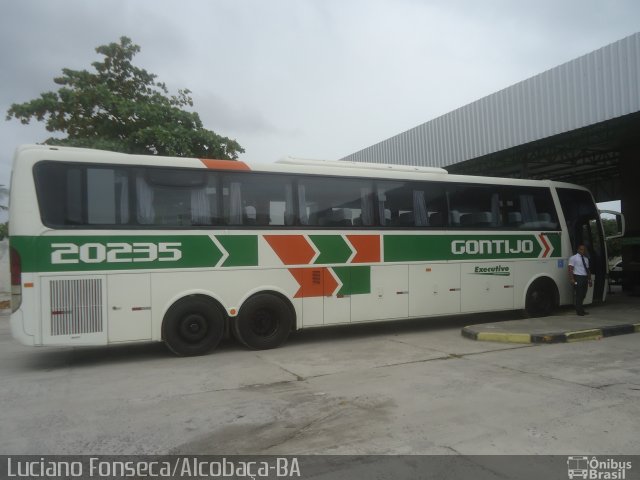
524;278;557;317
233;293;294;350
162;297;225;356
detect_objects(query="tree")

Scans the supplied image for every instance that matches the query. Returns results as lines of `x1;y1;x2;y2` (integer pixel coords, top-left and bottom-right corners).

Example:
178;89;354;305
6;37;243;159
0;185;7;211
602;218;622;259
0;185;7;241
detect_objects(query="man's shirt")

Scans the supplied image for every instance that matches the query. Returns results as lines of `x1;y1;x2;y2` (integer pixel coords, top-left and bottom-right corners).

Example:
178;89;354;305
569;253;590;276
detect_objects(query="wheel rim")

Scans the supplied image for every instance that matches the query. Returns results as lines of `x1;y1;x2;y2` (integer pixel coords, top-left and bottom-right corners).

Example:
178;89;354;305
179;313;208;343
249;308;278;338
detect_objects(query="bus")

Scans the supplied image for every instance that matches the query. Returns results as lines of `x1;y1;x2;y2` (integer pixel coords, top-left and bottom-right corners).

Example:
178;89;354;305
8;145;621;356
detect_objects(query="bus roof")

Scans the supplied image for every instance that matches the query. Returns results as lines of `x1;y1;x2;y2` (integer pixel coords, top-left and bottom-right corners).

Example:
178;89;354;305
276;157;449;174
13;144;590;192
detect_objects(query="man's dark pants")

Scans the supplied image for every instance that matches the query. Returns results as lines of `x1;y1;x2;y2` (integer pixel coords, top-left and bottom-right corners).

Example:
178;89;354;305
574;275;588;314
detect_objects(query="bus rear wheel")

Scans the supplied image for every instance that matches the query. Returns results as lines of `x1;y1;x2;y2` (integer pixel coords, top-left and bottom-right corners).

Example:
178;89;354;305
524;278;557;317
162;297;225;356
233;294;293;350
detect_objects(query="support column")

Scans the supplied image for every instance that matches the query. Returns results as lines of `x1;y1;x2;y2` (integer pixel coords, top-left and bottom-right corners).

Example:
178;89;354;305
620;148;640;294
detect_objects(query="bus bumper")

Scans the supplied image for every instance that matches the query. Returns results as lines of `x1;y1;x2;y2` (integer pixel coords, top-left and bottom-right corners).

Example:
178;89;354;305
10;310;36;346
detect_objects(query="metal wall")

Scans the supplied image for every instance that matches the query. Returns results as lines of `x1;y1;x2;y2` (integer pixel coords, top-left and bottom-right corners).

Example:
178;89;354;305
342;33;640;167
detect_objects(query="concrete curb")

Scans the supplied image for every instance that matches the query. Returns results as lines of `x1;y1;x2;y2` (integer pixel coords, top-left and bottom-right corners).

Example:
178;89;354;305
462;322;640;344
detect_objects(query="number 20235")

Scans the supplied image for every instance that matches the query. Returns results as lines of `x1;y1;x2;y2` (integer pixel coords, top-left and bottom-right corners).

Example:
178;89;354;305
51;242;182;264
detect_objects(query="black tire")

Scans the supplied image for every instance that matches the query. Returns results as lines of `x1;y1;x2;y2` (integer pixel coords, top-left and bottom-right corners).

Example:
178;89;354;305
162;296;225;356
233;293;294;350
524;279;556;317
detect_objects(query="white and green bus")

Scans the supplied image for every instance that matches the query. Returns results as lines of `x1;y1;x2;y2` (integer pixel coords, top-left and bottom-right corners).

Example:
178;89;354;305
9;145;616;355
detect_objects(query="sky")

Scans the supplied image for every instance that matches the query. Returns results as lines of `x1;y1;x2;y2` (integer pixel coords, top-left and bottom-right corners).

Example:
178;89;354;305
1;0;639;207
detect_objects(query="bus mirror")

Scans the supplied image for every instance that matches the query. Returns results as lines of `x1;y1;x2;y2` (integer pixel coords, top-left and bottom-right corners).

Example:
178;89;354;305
599;209;625;240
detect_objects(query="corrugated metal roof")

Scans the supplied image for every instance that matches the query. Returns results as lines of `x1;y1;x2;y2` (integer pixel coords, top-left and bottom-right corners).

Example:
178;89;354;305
342;32;640;167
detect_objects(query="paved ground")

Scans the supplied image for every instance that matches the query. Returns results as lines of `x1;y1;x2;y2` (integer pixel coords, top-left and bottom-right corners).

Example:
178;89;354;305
1;290;639;456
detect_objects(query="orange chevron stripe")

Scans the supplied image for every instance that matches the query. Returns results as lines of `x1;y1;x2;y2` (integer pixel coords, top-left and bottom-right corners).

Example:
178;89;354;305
539;233;551;257
289;268;338;298
347;235;381;263
265;235;316;265
199;159;250;171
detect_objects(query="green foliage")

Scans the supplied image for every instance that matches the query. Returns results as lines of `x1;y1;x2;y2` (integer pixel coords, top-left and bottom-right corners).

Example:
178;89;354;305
0;185;8;240
0;185;7;212
602;218;622;258
6;37;243;159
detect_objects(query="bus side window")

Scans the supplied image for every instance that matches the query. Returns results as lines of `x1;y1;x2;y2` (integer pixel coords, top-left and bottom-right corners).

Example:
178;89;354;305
377;181;413;227
243;206;257;225
222;173;294;227
429;212;445;227
449;210;461;226
448;184;499;228
298;177;374;227
134;167;217;227
34;163;132;227
376;180;447;228
507;211;522;227
501;186;559;230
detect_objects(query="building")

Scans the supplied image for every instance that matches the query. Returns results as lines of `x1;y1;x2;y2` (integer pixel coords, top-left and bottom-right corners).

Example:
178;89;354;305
342;32;640;292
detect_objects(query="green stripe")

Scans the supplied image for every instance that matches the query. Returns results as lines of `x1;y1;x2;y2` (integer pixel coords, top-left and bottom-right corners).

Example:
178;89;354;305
310;235;352;264
217;235;258;267
12;235;225;272
332;266;371;295
384;233;561;262
11;232;562;274
548;233;562;256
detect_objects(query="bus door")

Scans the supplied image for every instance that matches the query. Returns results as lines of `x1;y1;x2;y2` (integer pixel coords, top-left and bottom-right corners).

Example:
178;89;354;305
324;268;350;325
409;263;461;316
107;273;152;342
557;189;607;302
461;262;514;313
351;265;409;322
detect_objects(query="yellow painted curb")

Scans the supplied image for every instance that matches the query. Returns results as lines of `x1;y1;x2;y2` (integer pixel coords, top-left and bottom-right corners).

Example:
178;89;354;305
634;323;640;333
565;329;603;342
476;332;532;344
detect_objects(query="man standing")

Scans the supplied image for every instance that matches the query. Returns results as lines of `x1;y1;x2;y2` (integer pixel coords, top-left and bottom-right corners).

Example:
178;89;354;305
568;244;592;316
